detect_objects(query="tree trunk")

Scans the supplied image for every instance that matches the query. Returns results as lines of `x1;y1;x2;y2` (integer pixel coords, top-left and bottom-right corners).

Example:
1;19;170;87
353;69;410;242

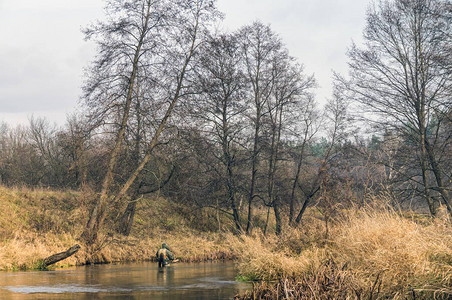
289;131;309;225
289;153;303;225
222;110;242;233
118;199;138;236
83;2;153;245
118;166;176;236
273;199;282;236
263;206;271;236
294;185;321;226
267;106;283;235
294;197;310;226
425;138;452;217
41;244;81;268
246;113;261;234
417;110;437;216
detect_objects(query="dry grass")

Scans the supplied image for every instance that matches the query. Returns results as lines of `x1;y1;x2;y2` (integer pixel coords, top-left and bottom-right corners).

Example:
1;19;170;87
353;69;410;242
0;186;239;270
0;231;237;270
234;207;452;299
0;186;84;270
226;231;326;281
0;232;80;270
330;208;452;296
81;231;238;265
1;185;451;299
236;260;381;300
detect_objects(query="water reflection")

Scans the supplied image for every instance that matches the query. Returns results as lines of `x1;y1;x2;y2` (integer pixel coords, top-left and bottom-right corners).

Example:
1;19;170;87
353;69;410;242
156;266;174;286
0;262;249;299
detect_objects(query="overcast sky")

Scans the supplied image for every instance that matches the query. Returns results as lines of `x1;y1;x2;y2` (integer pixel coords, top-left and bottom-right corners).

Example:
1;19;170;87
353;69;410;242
0;0;369;126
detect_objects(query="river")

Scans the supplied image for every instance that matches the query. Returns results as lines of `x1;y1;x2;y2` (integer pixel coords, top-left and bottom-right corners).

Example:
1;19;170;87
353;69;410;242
0;261;250;299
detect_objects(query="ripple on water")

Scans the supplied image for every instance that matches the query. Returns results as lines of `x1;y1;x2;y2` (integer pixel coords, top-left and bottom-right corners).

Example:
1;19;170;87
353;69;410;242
5;284;133;294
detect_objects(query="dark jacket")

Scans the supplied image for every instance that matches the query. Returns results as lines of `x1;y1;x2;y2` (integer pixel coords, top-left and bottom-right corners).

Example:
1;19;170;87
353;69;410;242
156;243;175;266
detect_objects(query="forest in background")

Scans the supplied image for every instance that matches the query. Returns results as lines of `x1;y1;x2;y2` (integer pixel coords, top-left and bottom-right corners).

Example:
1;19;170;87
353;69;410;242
0;0;451;297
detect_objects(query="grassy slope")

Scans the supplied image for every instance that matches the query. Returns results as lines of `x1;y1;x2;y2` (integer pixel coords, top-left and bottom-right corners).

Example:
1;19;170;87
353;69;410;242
0;186;239;270
0;186;451;298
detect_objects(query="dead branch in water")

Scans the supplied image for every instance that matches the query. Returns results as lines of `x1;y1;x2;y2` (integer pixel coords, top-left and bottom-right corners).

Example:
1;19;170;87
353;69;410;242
40;244;81;269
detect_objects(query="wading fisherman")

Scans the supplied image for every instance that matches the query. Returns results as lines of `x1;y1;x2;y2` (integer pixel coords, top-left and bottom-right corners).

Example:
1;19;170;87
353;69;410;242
156;243;175;267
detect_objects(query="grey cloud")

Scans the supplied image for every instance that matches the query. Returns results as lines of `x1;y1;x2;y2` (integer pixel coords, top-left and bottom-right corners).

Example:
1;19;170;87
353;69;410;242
0;0;370;124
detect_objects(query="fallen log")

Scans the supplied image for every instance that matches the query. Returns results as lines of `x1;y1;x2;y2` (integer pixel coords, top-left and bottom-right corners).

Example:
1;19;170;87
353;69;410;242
41;244;81;268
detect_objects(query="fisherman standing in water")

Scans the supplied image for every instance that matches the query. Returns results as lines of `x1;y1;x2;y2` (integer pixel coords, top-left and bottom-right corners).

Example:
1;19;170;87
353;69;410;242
156;243;175;267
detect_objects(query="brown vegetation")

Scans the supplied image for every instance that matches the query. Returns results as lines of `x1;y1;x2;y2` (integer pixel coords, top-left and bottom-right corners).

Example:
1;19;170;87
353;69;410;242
0;186;239;270
1;186;450;299
236;260;381;300
233;206;451;299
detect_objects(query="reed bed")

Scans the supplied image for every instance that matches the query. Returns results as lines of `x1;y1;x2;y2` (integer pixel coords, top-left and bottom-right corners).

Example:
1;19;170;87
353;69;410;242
234;208;452;299
331;209;452;295
236;260;381;300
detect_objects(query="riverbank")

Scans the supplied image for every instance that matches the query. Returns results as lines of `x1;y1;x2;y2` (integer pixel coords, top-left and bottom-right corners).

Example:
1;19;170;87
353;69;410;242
0;186;240;270
0;186;451;298
234;209;452;299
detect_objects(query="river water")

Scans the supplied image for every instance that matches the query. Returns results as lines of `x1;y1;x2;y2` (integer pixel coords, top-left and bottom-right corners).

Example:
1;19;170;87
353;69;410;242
0;262;250;299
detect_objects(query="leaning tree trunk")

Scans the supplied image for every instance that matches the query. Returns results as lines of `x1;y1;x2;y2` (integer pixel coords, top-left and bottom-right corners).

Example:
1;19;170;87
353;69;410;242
83;3;153;245
294;184;321;226
40;244;81;269
289;135;309;225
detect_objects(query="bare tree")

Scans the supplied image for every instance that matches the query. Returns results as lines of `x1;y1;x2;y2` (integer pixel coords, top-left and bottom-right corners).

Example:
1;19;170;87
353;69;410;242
341;0;452;216
0;124;44;186
287;97;319;225
189;33;247;233
81;0;220;245
262;58;316;235
28;117;76;187
292;87;351;226
237;22;284;234
60;114;90;188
